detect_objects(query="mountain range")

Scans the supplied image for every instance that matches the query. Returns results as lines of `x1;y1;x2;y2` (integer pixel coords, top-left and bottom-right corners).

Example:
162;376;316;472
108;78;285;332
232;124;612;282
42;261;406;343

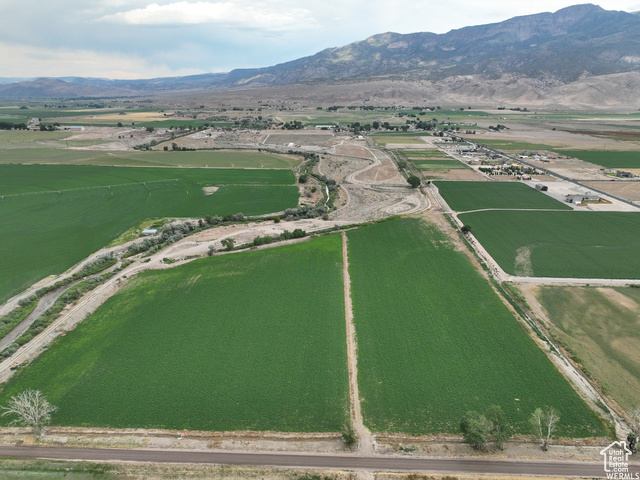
2;4;640;108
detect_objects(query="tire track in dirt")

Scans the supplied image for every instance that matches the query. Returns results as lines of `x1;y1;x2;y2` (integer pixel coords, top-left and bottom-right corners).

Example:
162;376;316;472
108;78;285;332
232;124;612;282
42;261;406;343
341;232;374;457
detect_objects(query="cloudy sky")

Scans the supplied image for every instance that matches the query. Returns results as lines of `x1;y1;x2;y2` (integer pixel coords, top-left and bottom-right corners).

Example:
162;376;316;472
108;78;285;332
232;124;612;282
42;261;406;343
2;0;640;79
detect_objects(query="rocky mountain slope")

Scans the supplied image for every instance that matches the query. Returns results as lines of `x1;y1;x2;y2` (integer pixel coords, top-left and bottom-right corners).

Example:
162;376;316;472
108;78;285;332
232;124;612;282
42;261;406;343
1;4;639;108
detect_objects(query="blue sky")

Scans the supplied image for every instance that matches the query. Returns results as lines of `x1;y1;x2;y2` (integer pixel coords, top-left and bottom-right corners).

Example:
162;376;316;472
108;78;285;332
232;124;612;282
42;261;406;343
2;0;639;79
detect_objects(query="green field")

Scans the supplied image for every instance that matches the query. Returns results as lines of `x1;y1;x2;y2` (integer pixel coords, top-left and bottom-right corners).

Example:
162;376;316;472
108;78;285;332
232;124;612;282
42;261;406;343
435;181;571;211
0;147;295;168
0;131;73;146
346;218;605;436
0;235;349;431
0;165;298;303
458;211;640;278
536;286;640;412
0;164;293;194
412;159;468;170
373;136;427;145
404;150;448;158
557;150;640;169
473;139;557;151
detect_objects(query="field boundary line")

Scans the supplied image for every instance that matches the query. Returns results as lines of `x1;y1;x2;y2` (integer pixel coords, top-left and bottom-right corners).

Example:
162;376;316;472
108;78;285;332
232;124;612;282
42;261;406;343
458;208;571;214
0;179;180;198
342;232;374;455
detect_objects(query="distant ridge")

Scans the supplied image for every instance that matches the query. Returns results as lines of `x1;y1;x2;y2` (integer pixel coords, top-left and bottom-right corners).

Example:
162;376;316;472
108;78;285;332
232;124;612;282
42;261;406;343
2;4;640;108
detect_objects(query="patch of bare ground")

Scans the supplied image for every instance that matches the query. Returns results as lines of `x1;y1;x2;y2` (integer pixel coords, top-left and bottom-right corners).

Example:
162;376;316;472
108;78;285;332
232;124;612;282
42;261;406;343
375;433;608;461
202;186;219;195
472;123;640;150
334;143;375;159
319;154;371;183
583;181;640;202
66;126;173;151
342;233;374;456
300;178;326;205
353;152;405;184
529;174;556;182
0;428;346;454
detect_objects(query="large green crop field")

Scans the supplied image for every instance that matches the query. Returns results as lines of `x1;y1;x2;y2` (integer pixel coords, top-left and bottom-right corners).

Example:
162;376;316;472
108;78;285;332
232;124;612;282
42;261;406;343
0;148;294;168
412;159;468;170
557;150;640;169
0;165;298;303
458;211;640;278
435;181;571;212
346;218;605;436
0;235;349;431
0;164;293;194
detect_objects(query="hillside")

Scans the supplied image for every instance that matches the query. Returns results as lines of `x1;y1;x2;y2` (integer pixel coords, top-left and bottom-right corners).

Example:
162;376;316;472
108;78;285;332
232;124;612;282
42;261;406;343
2;4;640;108
228;4;640;86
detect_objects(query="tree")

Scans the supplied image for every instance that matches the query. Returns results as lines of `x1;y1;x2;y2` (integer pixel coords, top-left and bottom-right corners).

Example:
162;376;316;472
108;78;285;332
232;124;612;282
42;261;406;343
1;390;57;436
530;406;559;451
461;411;492;450
461;224;472;234
407;175;421;188
221;238;235;251
486;405;512;450
461;406;512;451
341;421;358;447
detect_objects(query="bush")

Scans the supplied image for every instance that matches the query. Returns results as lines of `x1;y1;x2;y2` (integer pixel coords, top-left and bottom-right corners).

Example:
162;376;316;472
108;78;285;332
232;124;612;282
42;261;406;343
407;175;421;188
461;411;492;450
252;235;274;247
284;205;327;220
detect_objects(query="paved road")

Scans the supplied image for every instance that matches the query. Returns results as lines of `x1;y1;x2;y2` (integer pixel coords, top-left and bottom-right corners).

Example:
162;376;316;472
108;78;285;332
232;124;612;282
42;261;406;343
2;445;638;477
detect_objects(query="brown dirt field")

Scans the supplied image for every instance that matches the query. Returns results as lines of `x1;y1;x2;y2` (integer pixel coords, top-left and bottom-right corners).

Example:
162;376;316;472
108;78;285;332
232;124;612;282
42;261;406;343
583;181;640;201
353;157;403;183
334;143;375;158
472;123;640;150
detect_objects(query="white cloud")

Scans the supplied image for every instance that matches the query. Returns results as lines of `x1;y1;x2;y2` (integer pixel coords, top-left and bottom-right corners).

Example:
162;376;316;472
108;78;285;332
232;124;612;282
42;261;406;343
101;1;317;31
0;42;201;79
